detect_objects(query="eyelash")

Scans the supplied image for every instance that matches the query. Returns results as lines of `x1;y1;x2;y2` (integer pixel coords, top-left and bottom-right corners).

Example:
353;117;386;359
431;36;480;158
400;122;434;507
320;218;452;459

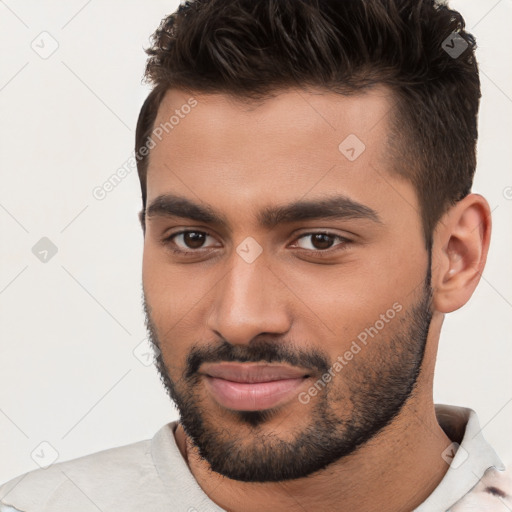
161;230;352;258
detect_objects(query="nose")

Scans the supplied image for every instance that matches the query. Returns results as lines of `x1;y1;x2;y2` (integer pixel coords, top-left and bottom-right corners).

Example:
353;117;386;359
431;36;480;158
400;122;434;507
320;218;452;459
206;249;291;346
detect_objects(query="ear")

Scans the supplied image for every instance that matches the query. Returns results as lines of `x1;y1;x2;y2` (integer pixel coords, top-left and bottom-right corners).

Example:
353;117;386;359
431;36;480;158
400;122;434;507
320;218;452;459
431;193;492;313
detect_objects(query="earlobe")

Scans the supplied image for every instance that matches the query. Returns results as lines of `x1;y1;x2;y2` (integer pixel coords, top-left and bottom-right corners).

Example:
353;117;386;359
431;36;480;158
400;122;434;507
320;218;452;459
432;194;491;313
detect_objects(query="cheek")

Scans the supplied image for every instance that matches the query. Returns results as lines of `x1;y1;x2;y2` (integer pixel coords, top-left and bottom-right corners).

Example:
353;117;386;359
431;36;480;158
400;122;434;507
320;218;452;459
293;269;403;353
142;241;202;306
142;245;216;355
277;248;422;356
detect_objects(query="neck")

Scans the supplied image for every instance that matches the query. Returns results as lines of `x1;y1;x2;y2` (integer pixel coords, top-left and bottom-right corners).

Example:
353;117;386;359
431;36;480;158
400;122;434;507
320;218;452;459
174;398;452;512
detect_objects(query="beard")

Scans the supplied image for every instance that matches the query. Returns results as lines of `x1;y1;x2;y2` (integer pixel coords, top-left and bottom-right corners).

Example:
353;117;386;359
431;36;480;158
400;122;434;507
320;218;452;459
143;265;433;483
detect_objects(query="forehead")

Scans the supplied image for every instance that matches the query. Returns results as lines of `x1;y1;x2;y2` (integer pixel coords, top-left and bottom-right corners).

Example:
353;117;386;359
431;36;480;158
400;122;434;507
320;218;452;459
145;86;415;230
150;86;393;161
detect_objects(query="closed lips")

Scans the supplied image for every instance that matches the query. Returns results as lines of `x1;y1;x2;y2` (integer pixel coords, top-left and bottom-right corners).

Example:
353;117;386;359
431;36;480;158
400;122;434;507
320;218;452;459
201;363;311;383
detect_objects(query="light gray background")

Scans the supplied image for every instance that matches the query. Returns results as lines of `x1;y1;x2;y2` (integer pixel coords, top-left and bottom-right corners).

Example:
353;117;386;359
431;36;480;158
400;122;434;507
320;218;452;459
0;0;511;484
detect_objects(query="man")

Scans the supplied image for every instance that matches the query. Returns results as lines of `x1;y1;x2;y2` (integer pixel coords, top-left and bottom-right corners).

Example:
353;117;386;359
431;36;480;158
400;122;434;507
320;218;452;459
0;0;509;510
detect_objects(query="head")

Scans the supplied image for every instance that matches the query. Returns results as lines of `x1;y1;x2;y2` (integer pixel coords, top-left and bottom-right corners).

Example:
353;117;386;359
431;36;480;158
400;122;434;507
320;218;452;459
137;0;491;482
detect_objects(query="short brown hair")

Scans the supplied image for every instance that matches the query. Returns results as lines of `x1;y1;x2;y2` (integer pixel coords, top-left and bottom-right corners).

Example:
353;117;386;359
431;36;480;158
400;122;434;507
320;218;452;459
136;0;480;248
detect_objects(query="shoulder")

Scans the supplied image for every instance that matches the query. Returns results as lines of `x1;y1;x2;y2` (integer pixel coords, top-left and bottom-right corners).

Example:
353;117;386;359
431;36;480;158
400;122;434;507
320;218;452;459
0;438;155;512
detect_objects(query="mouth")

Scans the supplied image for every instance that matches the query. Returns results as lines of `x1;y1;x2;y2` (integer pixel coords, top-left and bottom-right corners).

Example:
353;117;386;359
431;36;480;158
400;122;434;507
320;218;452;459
200;362;312;411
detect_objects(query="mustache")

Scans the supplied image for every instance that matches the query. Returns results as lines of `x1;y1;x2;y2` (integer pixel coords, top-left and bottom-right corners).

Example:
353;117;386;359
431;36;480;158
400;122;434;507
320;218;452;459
183;338;331;381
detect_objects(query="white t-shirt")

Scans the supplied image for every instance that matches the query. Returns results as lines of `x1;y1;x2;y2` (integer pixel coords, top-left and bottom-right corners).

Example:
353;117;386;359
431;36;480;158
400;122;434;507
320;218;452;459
0;404;509;512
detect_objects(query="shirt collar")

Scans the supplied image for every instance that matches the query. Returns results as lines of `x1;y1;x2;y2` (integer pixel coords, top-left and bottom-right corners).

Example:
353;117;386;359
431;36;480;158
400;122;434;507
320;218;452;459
414;404;505;511
151;404;505;512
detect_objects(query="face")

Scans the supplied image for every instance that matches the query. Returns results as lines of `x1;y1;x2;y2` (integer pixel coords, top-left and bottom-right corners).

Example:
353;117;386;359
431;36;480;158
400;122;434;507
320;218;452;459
141;87;433;482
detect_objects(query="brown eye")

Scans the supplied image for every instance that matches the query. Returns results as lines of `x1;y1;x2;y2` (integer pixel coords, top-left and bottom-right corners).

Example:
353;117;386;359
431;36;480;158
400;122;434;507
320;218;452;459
181;231;207;249
295;232;346;252
310;233;335;250
164;230;219;254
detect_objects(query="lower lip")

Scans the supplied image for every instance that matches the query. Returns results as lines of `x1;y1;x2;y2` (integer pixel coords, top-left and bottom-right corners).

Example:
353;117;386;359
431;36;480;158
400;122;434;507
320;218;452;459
204;375;308;411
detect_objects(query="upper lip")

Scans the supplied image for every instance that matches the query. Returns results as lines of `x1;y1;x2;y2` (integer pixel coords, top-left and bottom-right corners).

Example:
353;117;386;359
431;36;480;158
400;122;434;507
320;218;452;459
201;363;311;383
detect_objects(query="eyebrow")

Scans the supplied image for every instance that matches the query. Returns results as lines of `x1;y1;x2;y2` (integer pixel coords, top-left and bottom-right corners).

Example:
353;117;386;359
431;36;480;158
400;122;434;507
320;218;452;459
143;193;382;230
